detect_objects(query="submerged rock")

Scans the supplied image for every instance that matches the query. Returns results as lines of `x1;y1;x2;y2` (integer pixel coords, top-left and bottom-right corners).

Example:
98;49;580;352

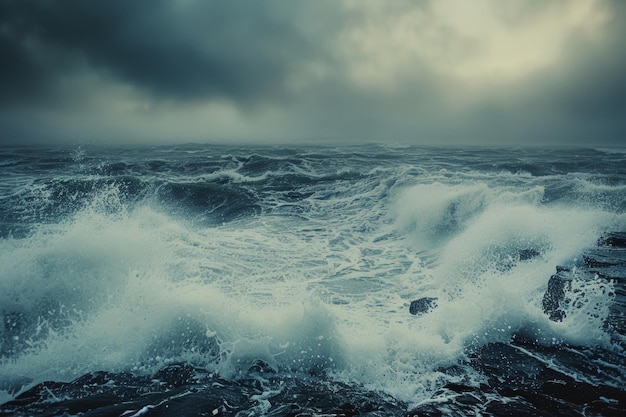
517;248;542;261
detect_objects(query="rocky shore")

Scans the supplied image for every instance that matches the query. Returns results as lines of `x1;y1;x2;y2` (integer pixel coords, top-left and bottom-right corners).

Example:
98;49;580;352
3;234;626;417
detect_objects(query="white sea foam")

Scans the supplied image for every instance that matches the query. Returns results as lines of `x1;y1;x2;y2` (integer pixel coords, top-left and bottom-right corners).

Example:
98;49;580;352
1;164;624;404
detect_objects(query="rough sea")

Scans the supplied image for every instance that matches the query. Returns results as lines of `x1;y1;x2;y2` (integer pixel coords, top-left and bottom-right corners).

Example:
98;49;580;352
1;144;625;416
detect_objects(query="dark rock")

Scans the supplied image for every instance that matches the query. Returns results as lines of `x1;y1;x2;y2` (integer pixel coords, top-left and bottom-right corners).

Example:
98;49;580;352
483;399;556;417
584;232;626;268
407;407;444;417
247;359;276;374
0;376;32;397
409;297;438;316
441;383;476;394
583;251;626;268
542;272;571;322
465;341;626;417
542;231;626;326
2;381;67;411
598;232;626;248
411;233;626;417
152;363;200;388
0;365;407;417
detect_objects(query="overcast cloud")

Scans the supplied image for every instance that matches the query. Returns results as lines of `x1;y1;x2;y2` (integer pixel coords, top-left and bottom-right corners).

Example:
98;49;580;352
0;0;624;146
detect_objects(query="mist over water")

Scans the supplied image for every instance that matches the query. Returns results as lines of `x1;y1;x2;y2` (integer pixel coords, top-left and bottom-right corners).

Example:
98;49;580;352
1;145;625;411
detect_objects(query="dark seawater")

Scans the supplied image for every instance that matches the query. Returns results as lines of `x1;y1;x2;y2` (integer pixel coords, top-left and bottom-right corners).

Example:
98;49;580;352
1;144;625;416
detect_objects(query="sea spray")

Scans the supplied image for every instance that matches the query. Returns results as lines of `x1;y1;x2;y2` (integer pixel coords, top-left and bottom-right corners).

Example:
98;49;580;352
1;145;625;414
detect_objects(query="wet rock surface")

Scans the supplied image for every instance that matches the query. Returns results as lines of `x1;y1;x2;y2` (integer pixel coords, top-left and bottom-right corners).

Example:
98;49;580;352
542;232;626;339
409;297;438;316
408;232;626;417
408;339;626;417
0;364;407;417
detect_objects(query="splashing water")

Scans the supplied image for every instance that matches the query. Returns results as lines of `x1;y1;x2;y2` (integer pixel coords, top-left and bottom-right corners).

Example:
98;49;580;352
1;145;625;412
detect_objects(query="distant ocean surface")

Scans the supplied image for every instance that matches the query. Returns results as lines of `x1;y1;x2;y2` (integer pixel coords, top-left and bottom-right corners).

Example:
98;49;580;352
1;144;625;416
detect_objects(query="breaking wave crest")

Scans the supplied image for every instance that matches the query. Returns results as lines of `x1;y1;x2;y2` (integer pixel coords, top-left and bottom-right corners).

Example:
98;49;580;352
1;145;625;411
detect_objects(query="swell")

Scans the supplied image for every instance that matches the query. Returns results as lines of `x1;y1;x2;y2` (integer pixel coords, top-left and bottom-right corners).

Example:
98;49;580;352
0;147;376;236
1;145;625;410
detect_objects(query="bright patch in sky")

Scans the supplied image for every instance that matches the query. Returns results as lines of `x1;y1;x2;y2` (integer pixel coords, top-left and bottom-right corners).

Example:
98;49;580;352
340;0;610;89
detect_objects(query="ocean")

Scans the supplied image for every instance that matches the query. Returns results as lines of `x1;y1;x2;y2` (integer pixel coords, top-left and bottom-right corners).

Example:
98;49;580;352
1;144;625;416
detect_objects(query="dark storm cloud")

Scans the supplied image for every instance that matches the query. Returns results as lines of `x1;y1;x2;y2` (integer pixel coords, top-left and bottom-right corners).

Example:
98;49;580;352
0;0;624;146
0;0;324;107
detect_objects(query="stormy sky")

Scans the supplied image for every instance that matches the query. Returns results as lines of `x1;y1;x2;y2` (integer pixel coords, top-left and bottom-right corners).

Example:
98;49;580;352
1;0;625;146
